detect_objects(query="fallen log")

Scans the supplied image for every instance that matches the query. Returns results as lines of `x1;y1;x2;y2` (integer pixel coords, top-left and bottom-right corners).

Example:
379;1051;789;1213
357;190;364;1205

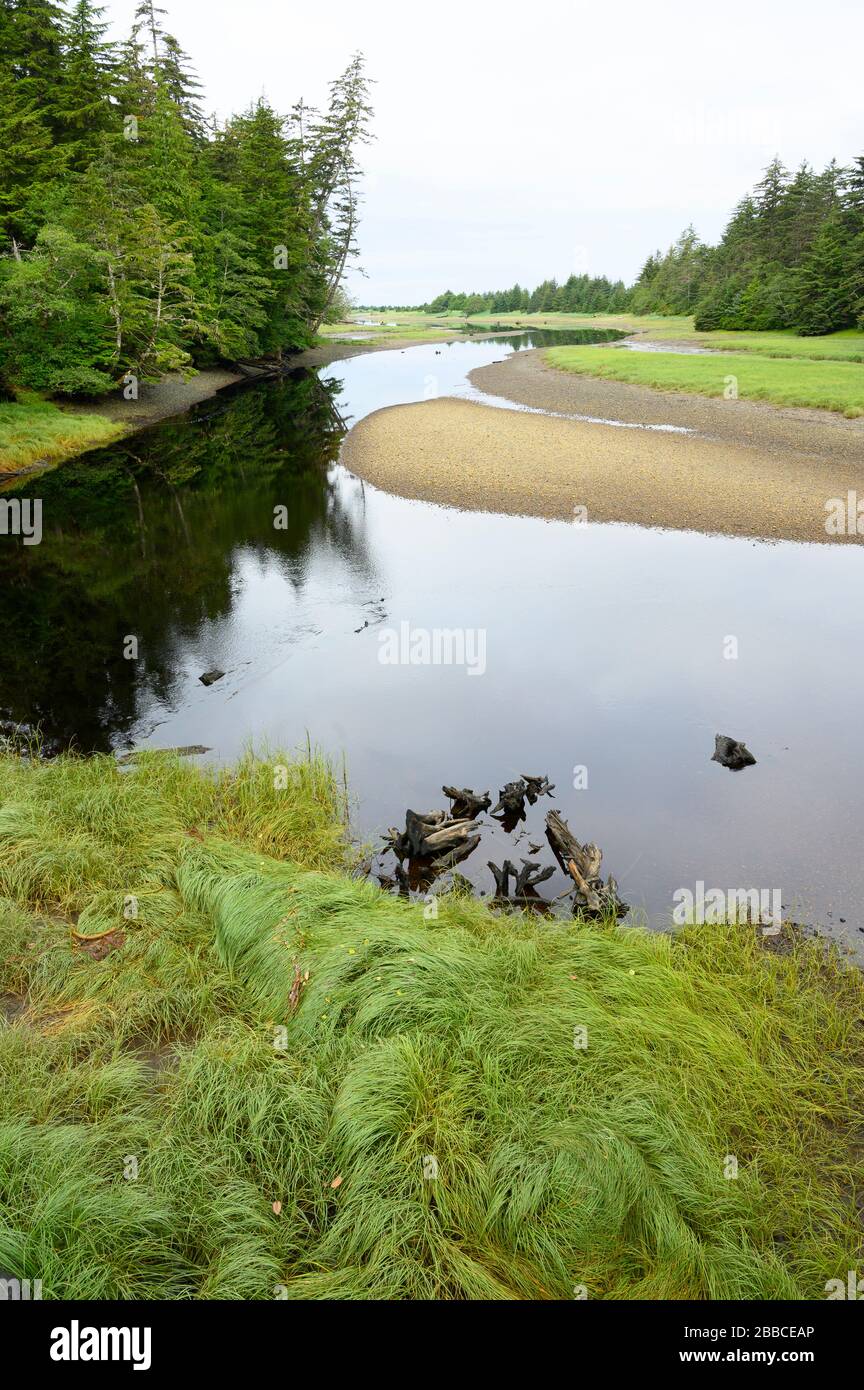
545;809;628;918
116;745;211;765
232;357;283;379
421;818;477;852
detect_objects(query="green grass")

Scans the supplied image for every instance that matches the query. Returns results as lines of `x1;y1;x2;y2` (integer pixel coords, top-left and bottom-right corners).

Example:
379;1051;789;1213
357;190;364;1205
0;397;125;475
677;329;864;363
546;345;864;418
1;746;862;1299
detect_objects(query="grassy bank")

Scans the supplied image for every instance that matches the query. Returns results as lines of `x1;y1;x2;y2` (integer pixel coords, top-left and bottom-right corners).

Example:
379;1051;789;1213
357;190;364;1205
1;747;862;1299
0;398;126;476
546;344;864;417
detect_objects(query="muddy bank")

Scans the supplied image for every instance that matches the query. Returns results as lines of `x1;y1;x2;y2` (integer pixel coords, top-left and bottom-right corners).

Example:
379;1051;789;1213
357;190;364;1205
469;347;864;465
339;395;864;544
63;368;245;429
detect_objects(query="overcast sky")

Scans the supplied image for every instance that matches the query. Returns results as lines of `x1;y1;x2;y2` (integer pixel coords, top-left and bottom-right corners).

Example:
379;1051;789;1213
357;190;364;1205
102;0;863;304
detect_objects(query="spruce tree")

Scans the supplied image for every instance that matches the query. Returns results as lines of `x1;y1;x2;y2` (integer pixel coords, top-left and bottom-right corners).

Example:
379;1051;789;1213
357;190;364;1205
54;0;117;167
0;0;68;243
795;210;853;334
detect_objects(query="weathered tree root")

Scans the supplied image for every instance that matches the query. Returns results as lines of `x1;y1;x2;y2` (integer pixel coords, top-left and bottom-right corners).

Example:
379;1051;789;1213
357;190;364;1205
545;809;628;918
491;780;529;819
384;808;480;861
487;857;555;903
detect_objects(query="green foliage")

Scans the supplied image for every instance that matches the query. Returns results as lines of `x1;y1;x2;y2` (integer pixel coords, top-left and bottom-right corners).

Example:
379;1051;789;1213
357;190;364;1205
0;747;862;1299
630;226;709;315
687;157;864;333
0;2;372;396
0;222;115;393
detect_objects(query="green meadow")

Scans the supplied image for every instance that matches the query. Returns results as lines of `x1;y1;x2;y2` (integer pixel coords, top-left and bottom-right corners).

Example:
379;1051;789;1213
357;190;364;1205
1;747;862;1299
545;344;864;417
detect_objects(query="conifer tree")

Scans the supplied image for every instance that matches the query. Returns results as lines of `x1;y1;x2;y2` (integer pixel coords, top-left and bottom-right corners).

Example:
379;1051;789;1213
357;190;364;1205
0;0;68;243
54;0;116;166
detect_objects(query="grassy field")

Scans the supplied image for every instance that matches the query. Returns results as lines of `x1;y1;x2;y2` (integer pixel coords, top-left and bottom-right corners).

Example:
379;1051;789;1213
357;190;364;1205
545;345;864;418
0;397;126;476
1;744;862;1300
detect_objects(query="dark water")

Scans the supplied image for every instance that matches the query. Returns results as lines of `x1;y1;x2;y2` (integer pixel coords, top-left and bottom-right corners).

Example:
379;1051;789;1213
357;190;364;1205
2;333;863;952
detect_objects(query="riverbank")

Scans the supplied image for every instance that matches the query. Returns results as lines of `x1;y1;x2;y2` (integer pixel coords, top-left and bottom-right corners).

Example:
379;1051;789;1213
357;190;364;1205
1;745;862;1299
0;370;246;479
0;399;126;478
63;367;245;428
0;336;484;479
339;388;864;545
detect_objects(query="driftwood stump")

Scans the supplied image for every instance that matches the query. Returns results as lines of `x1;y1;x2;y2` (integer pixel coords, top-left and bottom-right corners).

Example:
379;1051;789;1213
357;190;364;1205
491;774;555;823
545;809;627;918
384;809;480;862
442;786;491;819
521;774;555;803
712;734;756;770
487;857;555;903
491;780;529;819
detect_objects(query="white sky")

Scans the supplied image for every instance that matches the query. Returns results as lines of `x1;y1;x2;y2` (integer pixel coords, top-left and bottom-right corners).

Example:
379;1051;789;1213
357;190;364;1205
102;0;864;304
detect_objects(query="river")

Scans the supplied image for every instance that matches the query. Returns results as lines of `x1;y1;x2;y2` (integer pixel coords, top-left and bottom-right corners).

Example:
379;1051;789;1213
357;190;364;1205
2;330;862;952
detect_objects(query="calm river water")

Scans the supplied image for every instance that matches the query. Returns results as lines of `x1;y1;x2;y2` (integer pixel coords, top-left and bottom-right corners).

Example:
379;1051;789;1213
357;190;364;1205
2;330;862;952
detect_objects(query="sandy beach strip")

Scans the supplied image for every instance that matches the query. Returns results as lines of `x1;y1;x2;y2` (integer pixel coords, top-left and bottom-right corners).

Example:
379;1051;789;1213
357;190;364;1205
339;394;864;544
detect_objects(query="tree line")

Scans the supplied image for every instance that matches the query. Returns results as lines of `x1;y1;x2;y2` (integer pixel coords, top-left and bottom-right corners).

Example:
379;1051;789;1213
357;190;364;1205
395;155;864;337
0;0;372;397
371;273;630;317
636;157;864;334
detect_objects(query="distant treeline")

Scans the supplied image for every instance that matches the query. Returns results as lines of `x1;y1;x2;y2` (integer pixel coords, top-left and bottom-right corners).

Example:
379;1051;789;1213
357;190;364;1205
382;156;864;336
0;0;372;396
369;273;630;318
